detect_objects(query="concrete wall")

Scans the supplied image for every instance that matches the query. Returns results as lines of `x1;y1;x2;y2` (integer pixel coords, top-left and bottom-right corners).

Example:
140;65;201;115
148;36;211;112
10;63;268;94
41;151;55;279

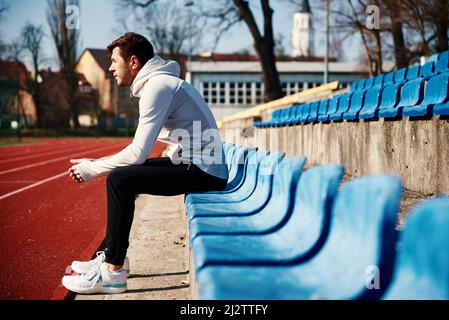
221;117;449;195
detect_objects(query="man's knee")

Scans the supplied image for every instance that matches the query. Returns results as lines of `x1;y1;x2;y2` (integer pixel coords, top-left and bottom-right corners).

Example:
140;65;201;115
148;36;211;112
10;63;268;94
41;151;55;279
106;167;129;189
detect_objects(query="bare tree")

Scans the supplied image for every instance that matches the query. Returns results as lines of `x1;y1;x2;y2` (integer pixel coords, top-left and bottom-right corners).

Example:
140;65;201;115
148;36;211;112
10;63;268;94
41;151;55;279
114;0;203;58
116;0;283;102
3;40;24;62
21;23;45;128
0;1;7;58
205;0;283;101
47;0;80;129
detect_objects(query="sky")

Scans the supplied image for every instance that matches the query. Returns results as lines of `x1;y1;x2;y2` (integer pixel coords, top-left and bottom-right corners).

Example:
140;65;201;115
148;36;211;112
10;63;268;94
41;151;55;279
1;0;349;70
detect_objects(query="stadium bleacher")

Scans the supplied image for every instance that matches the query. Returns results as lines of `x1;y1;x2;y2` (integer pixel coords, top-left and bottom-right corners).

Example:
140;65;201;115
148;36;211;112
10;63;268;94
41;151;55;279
186;142;449;299
254;49;449;126
187;50;449;300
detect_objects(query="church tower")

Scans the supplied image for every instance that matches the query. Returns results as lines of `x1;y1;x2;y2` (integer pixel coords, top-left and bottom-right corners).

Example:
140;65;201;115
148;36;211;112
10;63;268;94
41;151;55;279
292;0;313;57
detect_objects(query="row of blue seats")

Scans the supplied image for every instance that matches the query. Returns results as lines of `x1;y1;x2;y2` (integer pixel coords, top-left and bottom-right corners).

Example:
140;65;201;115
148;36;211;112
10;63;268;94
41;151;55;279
184;143;449;300
350;50;449;92
254;72;449;127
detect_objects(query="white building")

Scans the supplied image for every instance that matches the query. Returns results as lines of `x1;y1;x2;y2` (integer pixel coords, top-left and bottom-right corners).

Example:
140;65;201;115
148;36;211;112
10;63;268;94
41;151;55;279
187;60;367;120
184;0;367;121
292;0;314;57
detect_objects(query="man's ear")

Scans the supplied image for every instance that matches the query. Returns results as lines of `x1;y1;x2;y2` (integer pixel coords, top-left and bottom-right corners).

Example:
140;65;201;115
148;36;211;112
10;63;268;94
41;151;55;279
129;55;141;70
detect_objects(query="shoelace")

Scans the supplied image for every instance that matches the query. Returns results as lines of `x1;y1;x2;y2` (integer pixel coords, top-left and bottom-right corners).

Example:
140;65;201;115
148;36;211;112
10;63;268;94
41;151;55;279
81;264;102;285
93;251;106;264
80;251;105;284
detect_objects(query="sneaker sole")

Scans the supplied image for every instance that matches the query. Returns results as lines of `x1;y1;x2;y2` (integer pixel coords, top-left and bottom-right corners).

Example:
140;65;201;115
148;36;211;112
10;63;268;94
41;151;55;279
62;278;127;294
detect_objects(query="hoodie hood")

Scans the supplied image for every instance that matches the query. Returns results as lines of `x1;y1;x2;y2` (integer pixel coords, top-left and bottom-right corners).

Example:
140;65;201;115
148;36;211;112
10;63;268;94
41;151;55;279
130;55;181;97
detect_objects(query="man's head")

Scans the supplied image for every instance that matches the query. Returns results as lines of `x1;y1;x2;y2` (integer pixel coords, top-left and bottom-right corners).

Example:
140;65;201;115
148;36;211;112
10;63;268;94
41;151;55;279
107;32;154;86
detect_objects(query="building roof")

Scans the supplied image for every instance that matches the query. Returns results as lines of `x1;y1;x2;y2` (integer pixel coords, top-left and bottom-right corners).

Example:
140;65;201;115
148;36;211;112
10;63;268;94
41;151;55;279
0;60;31;87
189;61;368;74
39;69;91;86
296;0;311;13
196;52;259;62
82;48;111;72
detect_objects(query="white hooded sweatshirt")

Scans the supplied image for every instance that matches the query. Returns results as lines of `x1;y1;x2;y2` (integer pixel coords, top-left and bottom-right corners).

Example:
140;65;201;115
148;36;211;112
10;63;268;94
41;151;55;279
76;55;228;181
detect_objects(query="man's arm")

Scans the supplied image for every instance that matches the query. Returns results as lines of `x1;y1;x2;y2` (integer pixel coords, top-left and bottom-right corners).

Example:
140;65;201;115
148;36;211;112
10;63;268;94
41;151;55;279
73;80;175;181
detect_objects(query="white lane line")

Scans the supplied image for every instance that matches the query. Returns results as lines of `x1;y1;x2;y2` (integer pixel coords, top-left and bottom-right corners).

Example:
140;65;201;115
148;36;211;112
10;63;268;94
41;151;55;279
0;172;67;200
0;181;39;183
0;143;125;176
0;144;99;164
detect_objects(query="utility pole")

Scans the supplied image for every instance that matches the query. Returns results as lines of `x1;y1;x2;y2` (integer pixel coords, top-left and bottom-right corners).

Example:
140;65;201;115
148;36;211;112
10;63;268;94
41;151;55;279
185;0;194;83
324;0;330;84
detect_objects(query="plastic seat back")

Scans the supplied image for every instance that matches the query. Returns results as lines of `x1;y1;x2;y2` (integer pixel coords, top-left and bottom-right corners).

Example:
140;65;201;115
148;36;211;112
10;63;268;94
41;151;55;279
383;198;449;300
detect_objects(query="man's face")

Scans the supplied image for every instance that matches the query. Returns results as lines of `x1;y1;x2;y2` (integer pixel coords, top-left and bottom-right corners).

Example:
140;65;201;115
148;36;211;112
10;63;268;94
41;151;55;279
109;47;140;86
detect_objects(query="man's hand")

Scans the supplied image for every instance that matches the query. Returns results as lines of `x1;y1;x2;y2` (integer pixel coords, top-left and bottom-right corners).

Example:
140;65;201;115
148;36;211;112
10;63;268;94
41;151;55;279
70;158;93;164
68;159;92;183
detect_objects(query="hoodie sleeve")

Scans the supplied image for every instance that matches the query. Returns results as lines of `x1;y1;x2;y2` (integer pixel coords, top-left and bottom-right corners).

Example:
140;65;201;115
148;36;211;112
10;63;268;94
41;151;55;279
76;79;175;181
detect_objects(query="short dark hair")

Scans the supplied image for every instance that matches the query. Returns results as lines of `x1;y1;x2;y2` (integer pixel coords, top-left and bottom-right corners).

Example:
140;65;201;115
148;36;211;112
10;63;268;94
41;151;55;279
107;32;154;66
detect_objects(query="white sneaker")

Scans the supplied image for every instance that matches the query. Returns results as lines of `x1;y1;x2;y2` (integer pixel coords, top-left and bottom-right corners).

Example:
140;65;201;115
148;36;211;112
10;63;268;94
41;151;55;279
71;251;130;277
62;263;127;294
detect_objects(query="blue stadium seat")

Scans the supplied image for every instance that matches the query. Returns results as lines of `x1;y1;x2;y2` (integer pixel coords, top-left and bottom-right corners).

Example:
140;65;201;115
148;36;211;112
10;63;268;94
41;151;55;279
305;101;320;123
329;93;351;122
403;73;449;117
277;107;288;127
359;87;382;119
189;156;306;239
383;198;449;300
373;74;384;88
406;65;420;81
187;152;285;220
274;109;288;127
383;72;395;86
293;104;308;125
285;106;297;126
191;164;343;272
195;175;402;300
364;77;375;90
223;147;255;192
350;81;359;92
342;90;365;120
185;149;265;208
295;103;310;124
393;68;407;83
269;109;281;127
357;79;367;91
317;99;330;122
420;61;435;79
323;96;340;121
223;144;235;172
382;78;425;118
435;50;449;74
186;147;256;203
287;105;300;126
265;109;280;127
378;83;402;119
255;109;281;128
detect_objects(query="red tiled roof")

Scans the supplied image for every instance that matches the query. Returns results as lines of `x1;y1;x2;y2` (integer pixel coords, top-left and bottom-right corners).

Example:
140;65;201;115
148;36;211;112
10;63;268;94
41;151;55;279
0;60;31;88
85;48;111;72
38;69;91;86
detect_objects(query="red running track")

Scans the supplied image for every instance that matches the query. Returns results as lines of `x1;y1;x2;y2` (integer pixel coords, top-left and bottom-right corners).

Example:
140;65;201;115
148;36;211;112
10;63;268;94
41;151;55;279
0;138;166;300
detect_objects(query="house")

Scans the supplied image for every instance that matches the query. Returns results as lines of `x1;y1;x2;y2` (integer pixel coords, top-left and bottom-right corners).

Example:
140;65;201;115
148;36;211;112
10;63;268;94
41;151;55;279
0;60;37;128
39;69;98;128
75;49;139;128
